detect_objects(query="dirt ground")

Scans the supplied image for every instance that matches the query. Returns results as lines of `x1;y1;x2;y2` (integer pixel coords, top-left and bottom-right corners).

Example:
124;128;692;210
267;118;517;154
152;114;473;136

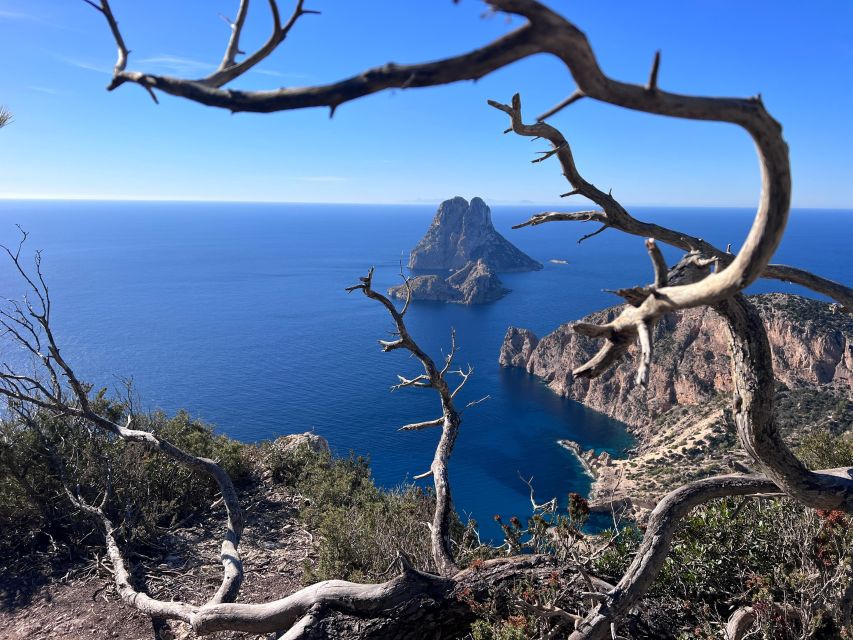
0;484;315;640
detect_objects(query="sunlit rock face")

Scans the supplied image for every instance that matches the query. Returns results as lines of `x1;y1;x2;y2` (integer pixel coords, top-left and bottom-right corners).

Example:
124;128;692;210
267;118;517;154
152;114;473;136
408;196;542;273
500;293;853;429
388;259;510;305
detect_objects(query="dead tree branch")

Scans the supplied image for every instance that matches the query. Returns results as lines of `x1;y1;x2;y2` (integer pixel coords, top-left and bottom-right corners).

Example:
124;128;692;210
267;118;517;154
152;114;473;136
725;603;801;640
716;294;853;511
489;92;789;386
569;474;783;640
508;116;851;311
347;267;466;577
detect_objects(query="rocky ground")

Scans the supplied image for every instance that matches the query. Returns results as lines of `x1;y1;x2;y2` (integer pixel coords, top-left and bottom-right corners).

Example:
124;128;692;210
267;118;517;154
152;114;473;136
0;436;324;640
500;293;853;512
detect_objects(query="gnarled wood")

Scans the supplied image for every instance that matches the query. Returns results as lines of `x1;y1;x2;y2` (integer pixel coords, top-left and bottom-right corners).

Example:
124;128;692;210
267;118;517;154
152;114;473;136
725;603;801;640
568;475;781;640
717;294;853;511
346;268;464;577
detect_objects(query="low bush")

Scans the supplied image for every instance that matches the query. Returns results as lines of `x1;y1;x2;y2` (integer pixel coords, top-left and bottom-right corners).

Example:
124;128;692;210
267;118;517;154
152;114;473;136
591;429;853;638
0;396;252;561
263;442;474;581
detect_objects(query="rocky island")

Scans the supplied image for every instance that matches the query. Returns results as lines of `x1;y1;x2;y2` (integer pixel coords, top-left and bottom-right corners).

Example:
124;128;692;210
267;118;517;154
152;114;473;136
500;293;853;515
388;258;509;305
409;196;542;272
390;196;541;304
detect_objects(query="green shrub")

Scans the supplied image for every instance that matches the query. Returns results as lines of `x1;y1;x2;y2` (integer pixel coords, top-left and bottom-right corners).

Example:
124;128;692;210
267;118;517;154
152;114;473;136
583;427;853;639
264;443;475;581
0;400;251;560
797;429;853;469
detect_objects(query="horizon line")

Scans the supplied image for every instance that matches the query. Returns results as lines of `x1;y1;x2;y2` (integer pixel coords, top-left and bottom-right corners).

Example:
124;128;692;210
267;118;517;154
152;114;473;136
0;195;851;212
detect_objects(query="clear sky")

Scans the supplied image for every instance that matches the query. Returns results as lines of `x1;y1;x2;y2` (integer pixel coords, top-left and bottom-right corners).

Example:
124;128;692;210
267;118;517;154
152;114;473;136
1;1;852;207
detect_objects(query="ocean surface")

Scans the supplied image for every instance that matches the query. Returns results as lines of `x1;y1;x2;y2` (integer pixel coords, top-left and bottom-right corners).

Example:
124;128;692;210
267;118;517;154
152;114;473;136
0;200;851;539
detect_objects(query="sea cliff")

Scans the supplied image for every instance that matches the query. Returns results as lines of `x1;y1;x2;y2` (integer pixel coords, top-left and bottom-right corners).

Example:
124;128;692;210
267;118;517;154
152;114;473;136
500;293;853;510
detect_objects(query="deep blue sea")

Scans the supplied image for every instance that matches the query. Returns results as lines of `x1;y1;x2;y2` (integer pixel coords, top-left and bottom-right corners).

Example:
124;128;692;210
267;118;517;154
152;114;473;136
0;200;851;539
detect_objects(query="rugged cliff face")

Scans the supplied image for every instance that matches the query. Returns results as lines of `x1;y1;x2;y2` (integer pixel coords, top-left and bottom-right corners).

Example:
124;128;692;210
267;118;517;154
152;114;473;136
408;197;542;272
388;259;510;305
501;293;853;429
500;294;853;509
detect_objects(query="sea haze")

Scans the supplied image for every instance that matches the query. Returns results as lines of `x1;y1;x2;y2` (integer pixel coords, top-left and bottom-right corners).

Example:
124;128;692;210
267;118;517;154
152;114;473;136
0;200;850;539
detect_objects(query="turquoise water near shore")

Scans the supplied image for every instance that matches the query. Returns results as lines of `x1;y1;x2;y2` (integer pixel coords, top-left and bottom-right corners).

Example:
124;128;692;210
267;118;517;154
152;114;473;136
0;200;850;539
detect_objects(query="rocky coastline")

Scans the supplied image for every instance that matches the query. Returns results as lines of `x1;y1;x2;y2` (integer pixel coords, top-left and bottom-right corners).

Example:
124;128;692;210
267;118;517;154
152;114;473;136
501;293;853;513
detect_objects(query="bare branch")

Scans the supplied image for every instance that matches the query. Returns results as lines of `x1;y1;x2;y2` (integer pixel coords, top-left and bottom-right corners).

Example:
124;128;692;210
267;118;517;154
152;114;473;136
725;604;801;640
569;474;781;640
645;239;668;288
634;321;653;388
202;0;321;89
463;395;490;411
84;1;129;88
645;50;661;92
519;473;557;514
450;365;473;398
536;89;585;122
218;0;251;72
716;294;853;511
512;210;606;230
577;223;609;244
490;92;790;385
532;142;566;163
399;417;444;432
347;268;464;576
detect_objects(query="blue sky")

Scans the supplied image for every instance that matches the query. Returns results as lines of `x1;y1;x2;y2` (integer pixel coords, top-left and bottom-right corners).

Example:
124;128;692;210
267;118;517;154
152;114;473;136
1;1;851;206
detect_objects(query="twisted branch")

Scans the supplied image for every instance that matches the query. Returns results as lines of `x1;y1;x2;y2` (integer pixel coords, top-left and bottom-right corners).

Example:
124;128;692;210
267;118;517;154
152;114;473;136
569;474;782;640
717;294;853;511
490;92;790;385
347;267;468;577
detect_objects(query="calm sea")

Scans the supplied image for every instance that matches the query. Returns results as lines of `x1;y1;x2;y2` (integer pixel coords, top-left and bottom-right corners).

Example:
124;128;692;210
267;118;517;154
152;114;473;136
0;200;850;539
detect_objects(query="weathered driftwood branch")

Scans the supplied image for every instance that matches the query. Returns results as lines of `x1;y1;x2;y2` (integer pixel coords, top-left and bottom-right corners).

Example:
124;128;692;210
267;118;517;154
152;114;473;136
346;267;466;577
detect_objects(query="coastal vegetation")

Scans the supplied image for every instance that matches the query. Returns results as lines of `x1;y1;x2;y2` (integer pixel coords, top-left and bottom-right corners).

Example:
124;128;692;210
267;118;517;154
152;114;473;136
2;1;853;639
4;420;851;638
